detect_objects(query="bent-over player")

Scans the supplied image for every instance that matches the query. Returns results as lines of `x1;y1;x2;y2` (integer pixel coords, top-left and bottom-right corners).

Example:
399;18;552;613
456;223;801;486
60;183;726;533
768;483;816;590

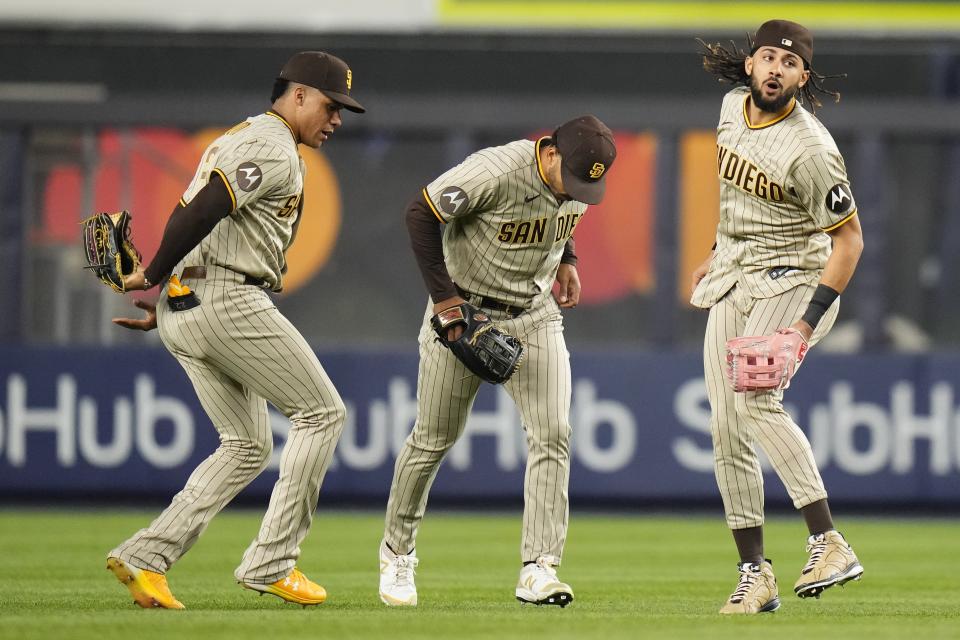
378;116;617;608
691;20;865;614
104;51;364;609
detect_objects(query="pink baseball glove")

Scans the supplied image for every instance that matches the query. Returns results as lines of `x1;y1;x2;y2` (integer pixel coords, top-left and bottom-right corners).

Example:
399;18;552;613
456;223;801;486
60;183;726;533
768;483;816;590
725;328;809;392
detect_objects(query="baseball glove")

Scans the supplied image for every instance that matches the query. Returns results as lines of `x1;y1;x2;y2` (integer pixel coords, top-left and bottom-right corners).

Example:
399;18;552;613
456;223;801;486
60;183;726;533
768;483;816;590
430;303;524;384
725;328;808;392
81;210;142;293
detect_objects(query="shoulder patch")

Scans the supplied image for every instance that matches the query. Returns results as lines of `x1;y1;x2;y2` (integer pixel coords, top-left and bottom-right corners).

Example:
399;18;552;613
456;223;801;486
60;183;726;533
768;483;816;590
826;183;854;215
236;162;263;192
439;186;469;215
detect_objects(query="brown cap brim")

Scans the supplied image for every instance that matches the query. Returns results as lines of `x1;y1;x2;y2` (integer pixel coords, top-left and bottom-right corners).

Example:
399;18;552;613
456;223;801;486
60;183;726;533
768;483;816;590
561;163;606;204
320;89;366;113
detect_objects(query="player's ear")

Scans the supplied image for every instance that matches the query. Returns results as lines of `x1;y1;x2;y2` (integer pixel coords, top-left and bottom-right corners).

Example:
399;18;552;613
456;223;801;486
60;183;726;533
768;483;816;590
799;69;810;88
546;145;560;169
744;55;753;76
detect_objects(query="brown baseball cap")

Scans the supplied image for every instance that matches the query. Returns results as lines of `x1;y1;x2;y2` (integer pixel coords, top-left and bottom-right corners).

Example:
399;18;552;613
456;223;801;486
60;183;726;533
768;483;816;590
555;115;617;205
278;51;366;113
752;19;813;68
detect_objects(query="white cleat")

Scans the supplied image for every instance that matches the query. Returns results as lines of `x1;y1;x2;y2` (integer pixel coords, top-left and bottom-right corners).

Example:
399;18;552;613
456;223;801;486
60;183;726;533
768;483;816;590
515;556;574;607
379;540;419;606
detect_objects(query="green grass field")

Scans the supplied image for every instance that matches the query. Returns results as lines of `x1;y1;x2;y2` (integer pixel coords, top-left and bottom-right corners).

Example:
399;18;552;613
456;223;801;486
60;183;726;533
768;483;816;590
1;509;957;639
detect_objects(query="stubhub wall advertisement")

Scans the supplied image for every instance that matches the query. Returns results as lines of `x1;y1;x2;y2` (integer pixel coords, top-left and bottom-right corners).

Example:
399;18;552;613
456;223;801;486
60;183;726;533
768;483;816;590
1;347;958;505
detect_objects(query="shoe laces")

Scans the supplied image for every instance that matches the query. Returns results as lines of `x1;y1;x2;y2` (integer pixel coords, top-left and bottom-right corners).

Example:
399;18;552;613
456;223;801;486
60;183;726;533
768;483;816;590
803;534;827;573
533;556;560;579
728;563;760;603
392;555;419;587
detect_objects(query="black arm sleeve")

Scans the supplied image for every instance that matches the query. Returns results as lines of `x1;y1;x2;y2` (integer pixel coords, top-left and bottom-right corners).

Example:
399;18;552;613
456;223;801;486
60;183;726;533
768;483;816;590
405;192;458;302
143;172;234;287
561;237;578;267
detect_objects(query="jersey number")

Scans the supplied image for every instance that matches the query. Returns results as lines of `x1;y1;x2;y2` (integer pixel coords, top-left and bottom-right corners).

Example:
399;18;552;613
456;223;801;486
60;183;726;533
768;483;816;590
198;146;220;184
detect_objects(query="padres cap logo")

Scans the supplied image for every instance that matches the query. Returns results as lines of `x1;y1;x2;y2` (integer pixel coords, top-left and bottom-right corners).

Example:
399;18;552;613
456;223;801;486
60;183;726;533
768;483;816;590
589;162;606;179
346;69;352;91
236;162;263;192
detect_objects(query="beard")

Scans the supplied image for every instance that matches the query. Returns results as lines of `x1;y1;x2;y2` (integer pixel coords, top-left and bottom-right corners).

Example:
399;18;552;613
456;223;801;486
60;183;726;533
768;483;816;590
749;75;799;113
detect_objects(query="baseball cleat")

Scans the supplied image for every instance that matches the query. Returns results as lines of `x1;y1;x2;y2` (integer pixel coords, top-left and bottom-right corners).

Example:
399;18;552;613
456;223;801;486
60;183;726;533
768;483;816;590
719;560;780;614
515;556;574;607
379;540;418;606
794;530;863;598
241;567;327;606
106;556;185;609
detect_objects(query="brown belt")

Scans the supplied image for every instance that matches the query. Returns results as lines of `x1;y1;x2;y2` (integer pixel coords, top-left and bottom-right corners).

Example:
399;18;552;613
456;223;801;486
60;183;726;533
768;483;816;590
180;266;266;288
455;284;526;318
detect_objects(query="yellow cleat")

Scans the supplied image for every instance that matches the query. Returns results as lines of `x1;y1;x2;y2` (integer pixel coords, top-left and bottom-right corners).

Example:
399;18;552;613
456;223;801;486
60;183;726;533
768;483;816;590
719;560;780;614
106;557;185;609
241;568;327;606
794;530;864;599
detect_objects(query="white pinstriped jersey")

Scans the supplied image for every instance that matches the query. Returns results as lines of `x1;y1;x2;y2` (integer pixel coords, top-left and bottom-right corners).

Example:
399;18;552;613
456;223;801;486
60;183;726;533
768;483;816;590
692;86;858;308
423;138;588;308
179;111;305;291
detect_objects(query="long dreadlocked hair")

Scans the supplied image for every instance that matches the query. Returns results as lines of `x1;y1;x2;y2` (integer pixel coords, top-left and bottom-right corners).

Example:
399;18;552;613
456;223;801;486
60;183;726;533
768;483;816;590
696;35;845;114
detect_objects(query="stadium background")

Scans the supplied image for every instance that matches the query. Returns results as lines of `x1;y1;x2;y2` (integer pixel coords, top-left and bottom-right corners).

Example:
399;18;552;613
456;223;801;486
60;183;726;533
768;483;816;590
2;4;960;514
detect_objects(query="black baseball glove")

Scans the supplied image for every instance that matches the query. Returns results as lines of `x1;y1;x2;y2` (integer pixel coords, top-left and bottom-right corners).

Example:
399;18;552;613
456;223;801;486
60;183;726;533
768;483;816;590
81;210;142;293
430;303;524;384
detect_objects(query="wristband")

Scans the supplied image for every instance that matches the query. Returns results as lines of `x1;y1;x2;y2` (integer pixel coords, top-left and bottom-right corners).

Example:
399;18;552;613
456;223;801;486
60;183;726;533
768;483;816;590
801;284;839;330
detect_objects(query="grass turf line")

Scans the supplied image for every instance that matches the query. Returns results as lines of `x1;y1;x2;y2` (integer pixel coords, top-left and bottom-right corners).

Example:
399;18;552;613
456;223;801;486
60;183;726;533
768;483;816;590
0;510;957;639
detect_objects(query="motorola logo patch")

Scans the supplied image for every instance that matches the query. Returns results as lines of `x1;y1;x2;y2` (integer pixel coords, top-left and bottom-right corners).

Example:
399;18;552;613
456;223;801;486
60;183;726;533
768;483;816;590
237;162;263;192
826;183;854;215
439;187;469;214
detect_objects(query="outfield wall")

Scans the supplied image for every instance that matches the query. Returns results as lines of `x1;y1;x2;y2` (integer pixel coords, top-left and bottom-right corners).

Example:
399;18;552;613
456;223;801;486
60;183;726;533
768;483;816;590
1;347;957;507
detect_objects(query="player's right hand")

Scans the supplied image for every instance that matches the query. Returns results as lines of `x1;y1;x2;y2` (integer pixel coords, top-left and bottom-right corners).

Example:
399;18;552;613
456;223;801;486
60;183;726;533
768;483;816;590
691;252;714;295
432;295;468;341
113;298;157;332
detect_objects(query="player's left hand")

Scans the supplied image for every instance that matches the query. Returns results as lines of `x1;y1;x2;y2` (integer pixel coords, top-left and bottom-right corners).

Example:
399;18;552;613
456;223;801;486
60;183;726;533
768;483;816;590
555;264;581;308
113;298;157;331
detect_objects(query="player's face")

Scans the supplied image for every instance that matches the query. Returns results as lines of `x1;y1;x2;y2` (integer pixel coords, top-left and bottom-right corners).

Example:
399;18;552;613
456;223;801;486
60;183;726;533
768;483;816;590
297;88;343;148
745;47;809;113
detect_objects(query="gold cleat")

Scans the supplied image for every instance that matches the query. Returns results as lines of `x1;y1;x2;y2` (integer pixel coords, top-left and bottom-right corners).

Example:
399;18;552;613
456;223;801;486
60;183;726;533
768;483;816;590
794;530;864;598
241;567;327;606
106;557;185;609
719;560;780;614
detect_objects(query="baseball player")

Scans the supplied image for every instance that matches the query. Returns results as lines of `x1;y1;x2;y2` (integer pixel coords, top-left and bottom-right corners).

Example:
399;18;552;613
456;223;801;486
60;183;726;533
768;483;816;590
103;51;364;609
378;116;617;607
692;20;865;614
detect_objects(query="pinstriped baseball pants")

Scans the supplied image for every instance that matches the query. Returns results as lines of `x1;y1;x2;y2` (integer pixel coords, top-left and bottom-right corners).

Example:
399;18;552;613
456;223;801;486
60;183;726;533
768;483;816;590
384;294;571;563
109;267;345;583
704;283;839;529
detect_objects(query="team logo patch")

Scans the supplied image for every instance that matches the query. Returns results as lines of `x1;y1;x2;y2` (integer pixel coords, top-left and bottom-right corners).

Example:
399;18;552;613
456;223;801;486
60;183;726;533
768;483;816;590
781;38;793;46
439;187;469;214
475;313;488;322
236;162;263;192
826;183;854;215
589;162;606;179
